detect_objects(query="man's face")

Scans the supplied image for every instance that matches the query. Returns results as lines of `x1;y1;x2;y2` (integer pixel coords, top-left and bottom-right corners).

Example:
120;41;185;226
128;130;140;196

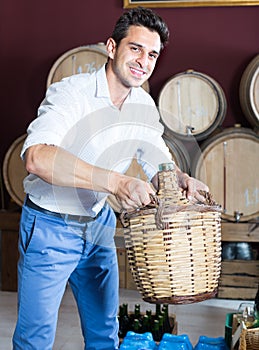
110;25;161;89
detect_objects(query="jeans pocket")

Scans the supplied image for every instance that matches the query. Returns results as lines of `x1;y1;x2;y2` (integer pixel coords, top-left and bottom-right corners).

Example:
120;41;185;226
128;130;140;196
19;207;37;254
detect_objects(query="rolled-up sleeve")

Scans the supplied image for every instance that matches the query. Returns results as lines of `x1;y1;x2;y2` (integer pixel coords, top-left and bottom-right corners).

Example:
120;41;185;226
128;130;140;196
21;78;85;159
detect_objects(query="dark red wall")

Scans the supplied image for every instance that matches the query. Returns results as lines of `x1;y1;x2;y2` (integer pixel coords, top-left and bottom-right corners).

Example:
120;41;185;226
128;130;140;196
1;0;258;164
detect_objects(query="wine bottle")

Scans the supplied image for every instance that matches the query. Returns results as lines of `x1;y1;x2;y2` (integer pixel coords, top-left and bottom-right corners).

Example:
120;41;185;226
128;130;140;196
152;319;161;342
118;304;130;338
162;304;172;334
141;314;151;333
132;319;141;333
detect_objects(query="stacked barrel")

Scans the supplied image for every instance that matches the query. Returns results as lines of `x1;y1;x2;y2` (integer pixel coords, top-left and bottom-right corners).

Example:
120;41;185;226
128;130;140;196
157;62;258;223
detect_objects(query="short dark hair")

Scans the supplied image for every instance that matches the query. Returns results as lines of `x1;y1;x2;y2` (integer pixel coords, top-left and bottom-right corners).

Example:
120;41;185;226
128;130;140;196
111;7;169;51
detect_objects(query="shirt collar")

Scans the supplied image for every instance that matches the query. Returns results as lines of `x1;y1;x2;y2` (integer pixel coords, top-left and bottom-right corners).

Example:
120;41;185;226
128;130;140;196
96;64;111;99
96;64;137;104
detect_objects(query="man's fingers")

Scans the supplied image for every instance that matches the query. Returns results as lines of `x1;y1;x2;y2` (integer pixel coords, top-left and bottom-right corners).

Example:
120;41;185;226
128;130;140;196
130;193;143;207
115;176;156;211
185;177;209;203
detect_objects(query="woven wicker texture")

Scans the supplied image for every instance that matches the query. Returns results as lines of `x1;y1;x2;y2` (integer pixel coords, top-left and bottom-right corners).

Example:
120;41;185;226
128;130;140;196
121;167;222;304
239;327;259;350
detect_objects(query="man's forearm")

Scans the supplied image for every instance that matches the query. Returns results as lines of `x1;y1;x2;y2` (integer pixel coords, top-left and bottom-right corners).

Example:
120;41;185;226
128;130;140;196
24;144;118;193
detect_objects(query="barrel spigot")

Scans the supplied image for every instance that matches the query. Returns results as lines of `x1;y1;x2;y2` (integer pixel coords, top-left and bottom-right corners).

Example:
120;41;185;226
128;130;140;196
186;125;195;136
234;211;243;222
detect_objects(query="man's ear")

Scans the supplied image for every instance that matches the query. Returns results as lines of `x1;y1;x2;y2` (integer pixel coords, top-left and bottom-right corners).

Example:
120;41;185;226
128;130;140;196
106;38;117;60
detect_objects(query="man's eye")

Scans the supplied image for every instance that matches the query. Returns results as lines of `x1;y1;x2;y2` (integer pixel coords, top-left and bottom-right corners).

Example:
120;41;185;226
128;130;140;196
149;54;158;60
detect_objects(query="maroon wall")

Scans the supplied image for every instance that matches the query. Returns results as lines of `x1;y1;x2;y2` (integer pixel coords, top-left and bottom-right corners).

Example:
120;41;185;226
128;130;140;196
1;1;258;176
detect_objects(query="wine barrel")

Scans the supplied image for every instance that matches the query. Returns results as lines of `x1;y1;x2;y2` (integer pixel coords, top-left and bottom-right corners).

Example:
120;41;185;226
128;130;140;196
158;70;227;141
3;134;27;207
192;126;259;222
163;135;190;174
239;54;259;129
47;43;150;92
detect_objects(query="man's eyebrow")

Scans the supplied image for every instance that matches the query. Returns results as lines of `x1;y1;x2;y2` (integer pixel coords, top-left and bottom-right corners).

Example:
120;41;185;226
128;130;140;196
128;41;160;56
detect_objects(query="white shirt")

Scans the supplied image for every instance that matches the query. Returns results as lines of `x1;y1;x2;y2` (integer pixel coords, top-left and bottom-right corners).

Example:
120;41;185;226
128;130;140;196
21;65;172;216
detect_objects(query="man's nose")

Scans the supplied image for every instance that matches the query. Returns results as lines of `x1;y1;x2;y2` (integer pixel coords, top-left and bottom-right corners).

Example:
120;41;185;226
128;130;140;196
136;52;148;67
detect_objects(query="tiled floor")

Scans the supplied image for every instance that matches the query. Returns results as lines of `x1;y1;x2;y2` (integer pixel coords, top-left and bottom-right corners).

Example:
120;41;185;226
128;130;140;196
0;285;245;349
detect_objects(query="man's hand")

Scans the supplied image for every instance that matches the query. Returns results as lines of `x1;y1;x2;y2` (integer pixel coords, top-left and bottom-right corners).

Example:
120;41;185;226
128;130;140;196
113;175;155;211
177;172;209;203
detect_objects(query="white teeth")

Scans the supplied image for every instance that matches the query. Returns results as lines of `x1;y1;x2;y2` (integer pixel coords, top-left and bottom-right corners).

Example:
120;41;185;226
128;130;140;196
131;68;144;75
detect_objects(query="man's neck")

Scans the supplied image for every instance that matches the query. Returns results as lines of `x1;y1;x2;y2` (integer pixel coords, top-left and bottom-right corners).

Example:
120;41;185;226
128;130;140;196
105;62;131;109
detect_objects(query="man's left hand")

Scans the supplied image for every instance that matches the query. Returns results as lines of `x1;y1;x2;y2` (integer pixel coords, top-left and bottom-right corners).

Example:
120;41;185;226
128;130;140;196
178;172;209;203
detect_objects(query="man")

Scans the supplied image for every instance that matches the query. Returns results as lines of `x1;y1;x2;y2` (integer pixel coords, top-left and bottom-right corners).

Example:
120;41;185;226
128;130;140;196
13;7;208;350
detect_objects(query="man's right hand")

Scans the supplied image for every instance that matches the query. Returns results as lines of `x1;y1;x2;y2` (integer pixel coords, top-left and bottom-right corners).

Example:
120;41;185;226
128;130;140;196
112;175;155;211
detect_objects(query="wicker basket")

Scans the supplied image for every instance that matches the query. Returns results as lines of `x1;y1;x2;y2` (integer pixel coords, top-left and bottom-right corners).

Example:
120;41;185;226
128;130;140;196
239;327;259;350
121;164;222;304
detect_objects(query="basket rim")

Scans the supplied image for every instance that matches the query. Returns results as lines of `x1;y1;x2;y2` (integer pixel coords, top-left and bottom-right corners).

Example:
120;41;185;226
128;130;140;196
120;201;222;228
143;289;218;305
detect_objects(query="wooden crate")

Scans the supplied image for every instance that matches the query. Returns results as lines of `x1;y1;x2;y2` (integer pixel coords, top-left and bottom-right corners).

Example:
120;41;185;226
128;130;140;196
221;222;259;243
225;313;243;350
218;260;259;299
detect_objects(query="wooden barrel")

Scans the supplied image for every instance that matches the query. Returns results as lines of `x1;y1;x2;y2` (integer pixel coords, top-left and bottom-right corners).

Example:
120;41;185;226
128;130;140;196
3;134;27;207
239;54;259;129
47;43;150;92
158;70;227;141
163;135;190;174
192;126;259;222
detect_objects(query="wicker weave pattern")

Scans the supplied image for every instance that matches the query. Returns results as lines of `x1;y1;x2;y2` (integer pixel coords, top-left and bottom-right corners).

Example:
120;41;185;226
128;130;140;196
239;328;259;350
122;169;222;304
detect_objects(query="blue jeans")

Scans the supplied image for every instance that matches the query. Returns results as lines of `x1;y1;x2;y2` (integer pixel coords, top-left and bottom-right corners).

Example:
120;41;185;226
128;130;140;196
13;202;119;350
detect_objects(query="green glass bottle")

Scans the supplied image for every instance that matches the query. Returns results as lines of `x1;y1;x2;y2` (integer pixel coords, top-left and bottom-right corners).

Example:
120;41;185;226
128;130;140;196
155;304;161;318
146;309;152;320
158;314;165;337
134;304;141;320
152;319;161;342
141;314;151;333
162;304;172;334
133;318;141;333
118;304;130;338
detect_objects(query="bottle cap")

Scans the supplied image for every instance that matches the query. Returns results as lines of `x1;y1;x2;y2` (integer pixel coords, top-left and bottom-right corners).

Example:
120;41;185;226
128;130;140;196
159;163;175;171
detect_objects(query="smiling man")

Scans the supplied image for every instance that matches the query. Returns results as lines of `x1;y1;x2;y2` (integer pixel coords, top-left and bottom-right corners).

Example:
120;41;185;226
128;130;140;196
13;7;208;350
106;25;160;92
